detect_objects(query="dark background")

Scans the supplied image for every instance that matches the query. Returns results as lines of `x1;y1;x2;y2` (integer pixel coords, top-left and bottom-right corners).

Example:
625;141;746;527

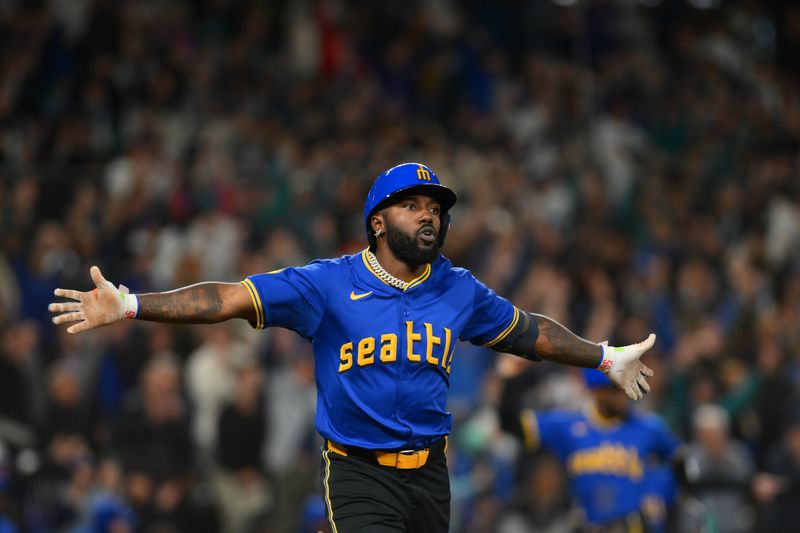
1;0;799;531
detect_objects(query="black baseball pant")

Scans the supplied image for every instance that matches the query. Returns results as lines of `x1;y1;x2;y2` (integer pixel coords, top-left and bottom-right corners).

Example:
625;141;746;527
319;438;450;533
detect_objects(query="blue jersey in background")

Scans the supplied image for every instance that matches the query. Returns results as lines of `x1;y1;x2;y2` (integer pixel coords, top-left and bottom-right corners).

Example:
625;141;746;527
522;407;679;525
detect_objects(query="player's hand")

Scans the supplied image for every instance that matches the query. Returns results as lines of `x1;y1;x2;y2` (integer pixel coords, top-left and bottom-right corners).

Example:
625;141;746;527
599;334;656;400
49;266;132;334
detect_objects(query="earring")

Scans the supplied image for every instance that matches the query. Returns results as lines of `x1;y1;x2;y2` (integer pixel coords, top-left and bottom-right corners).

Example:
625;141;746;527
375;229;384;238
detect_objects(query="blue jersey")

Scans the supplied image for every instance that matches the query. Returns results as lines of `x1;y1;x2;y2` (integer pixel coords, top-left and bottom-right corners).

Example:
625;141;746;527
243;250;518;449
522;407;679;525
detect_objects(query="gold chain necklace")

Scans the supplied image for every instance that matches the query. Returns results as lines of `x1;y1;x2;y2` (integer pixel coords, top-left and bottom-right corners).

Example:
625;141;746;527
366;250;409;290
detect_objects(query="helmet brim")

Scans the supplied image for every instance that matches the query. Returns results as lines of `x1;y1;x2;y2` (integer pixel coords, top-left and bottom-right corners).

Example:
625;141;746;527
368;183;457;220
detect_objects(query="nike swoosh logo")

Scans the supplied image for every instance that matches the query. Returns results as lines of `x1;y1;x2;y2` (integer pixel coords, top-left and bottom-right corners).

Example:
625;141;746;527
350;291;373;301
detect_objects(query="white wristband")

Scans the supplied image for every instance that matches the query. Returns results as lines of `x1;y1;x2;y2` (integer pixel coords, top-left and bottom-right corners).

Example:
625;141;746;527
123;293;139;319
597;344;613;373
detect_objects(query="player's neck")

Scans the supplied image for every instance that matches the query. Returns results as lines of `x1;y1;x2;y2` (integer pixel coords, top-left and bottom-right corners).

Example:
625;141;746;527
373;248;427;283
591;404;625;423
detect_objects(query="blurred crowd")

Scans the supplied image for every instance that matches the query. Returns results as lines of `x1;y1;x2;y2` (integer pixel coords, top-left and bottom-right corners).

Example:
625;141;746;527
1;0;800;532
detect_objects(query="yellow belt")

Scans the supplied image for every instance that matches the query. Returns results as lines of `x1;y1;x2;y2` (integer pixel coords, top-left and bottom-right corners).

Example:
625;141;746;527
327;439;446;470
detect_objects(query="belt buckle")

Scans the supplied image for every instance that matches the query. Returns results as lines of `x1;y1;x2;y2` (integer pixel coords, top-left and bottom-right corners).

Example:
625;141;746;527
396;450;420;469
397;447;429;469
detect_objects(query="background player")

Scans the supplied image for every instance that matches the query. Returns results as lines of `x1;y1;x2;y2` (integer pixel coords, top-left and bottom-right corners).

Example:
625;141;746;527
501;367;681;533
50;163;658;532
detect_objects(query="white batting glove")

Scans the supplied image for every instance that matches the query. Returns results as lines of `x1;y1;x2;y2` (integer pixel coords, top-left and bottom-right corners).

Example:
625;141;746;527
49;266;139;334
597;334;656;400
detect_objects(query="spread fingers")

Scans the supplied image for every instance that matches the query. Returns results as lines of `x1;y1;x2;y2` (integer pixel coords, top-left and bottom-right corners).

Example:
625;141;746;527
67;321;91;335
49;302;82;313
52;312;84;325
637;373;651;394
54;288;85;301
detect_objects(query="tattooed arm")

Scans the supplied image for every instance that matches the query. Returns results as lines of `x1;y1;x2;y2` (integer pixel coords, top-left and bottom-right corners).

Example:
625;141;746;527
49;266;256;334
490;309;656;400
532;314;603;367
136;283;253;323
532;313;656;400
486;309;656;400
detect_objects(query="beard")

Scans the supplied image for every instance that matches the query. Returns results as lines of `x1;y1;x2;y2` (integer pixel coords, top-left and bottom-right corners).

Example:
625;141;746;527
385;220;440;266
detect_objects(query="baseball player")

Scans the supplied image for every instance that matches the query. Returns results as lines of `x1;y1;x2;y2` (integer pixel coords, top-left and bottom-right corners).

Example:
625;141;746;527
49;162;657;533
503;368;680;532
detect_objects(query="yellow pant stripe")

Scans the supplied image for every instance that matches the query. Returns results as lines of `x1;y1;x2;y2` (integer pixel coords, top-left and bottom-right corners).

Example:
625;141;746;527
323;449;338;533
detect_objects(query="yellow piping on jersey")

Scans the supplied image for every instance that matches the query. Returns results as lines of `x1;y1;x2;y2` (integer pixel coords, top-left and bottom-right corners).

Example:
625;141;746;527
405;263;431;290
484;307;520;347
360;249;432;291
241;279;264;329
361;249;393;287
520;408;540;452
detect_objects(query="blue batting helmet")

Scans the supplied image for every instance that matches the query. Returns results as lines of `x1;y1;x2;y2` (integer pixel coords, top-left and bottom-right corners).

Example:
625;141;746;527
364;163;457;250
583;368;614;390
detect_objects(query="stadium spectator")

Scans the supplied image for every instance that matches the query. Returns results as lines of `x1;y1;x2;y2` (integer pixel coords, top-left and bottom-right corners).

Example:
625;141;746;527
681;403;756;533
213;357;270;533
0;0;798;530
753;412;800;533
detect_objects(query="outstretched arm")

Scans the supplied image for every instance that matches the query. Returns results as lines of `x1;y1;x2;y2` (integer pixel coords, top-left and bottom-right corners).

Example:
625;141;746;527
532;313;603;367
490;309;655;400
534;313;655;400
49;266;256;334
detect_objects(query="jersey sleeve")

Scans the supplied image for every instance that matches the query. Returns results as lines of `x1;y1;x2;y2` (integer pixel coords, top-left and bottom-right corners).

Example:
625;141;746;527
459;273;518;347
241;260;329;338
649;416;681;461
519;408;571;458
643;463;678;506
